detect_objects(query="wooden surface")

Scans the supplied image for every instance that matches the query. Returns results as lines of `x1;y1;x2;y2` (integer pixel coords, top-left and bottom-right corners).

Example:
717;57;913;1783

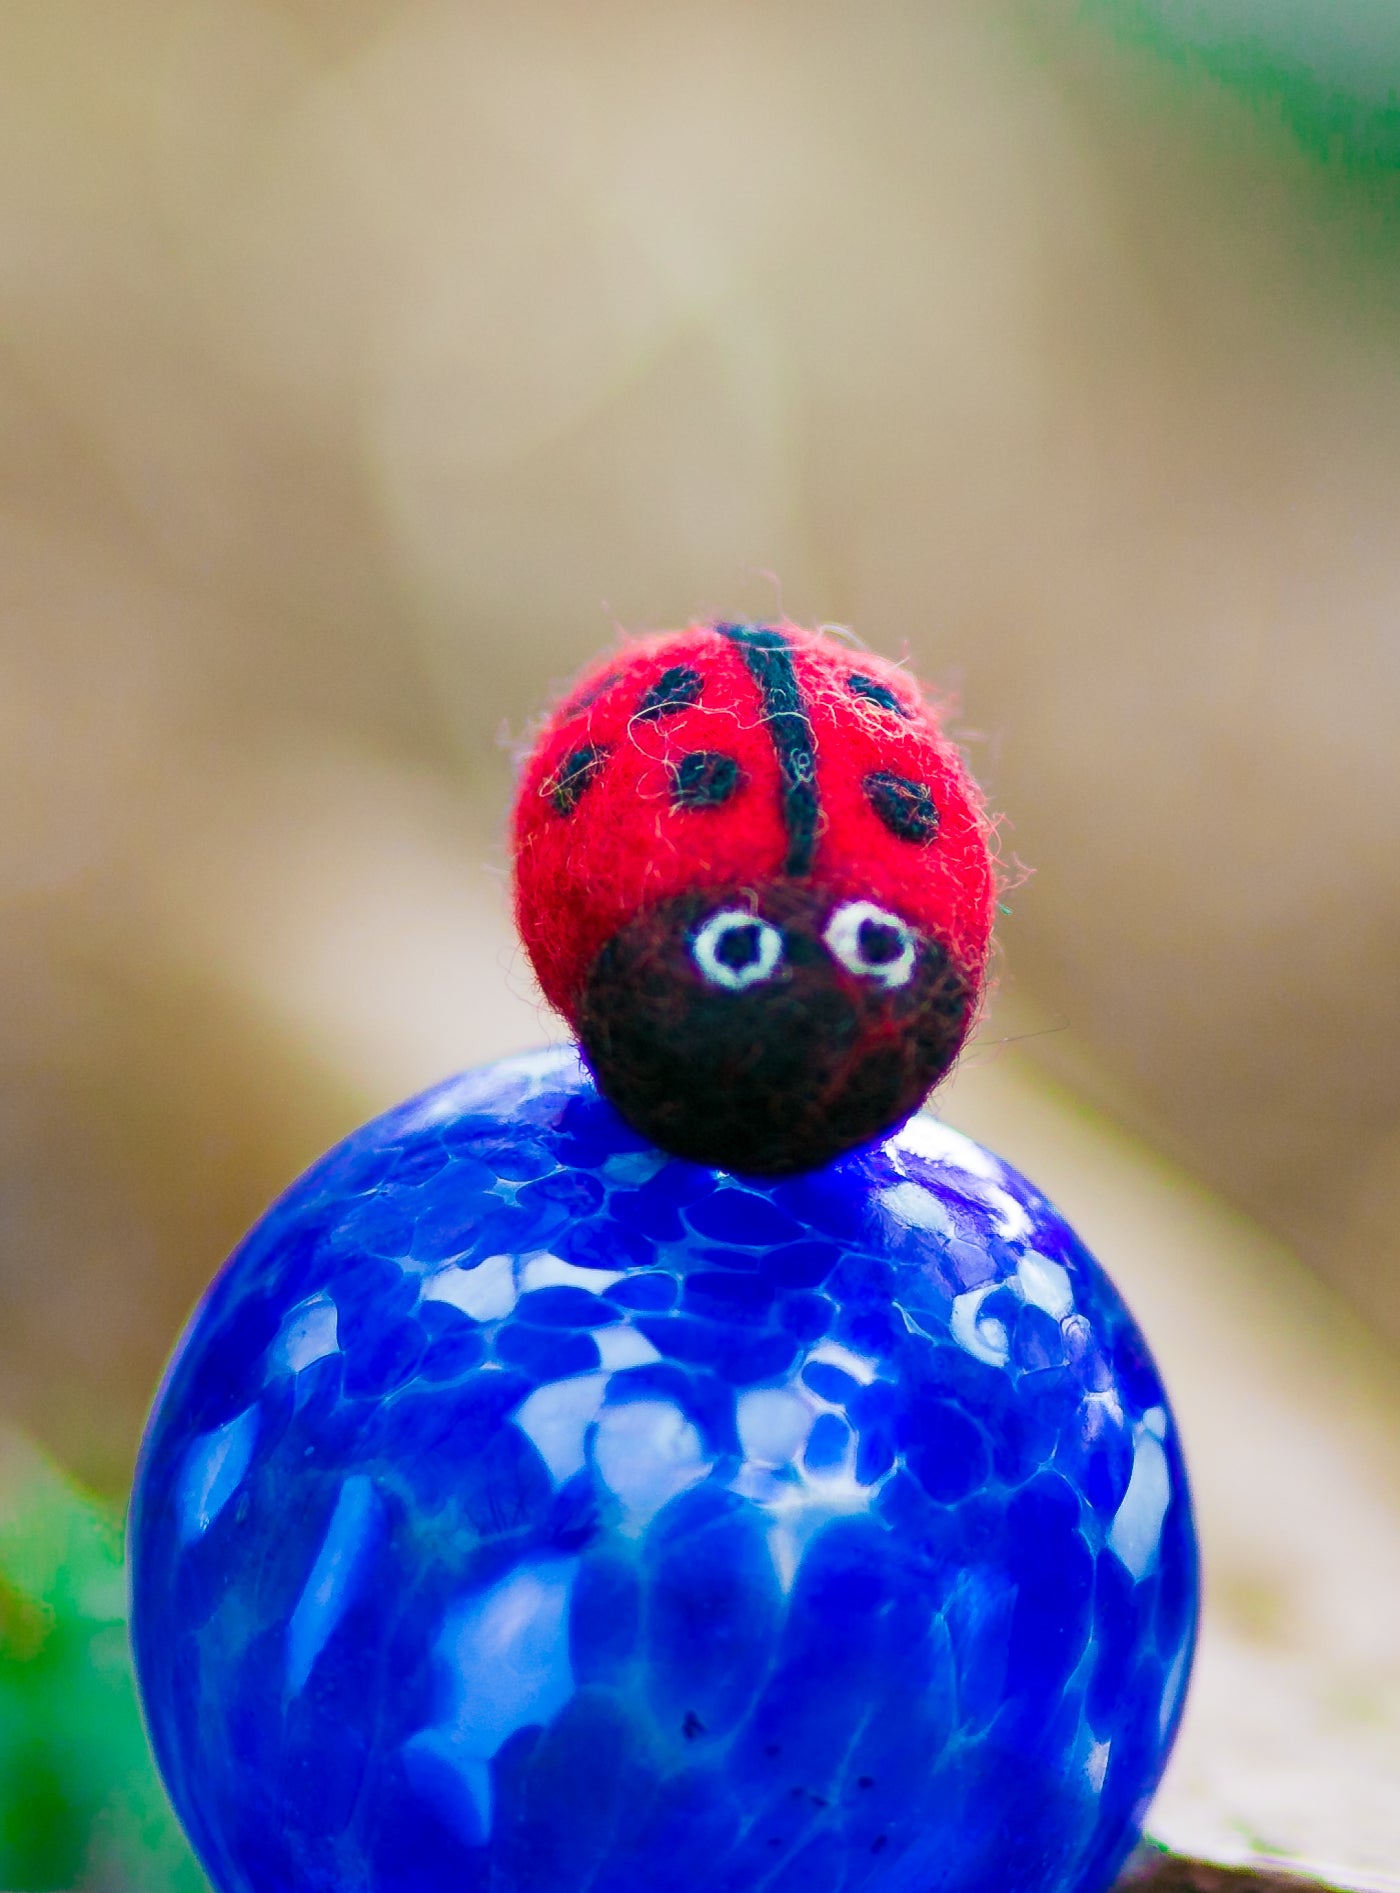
1122;1852;1400;1893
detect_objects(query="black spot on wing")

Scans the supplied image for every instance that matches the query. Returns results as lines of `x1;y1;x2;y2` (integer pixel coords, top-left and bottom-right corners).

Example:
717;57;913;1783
636;666;704;721
572;670;620;711
847;673;910;717
549;744;610;816
670;751;743;809
864;770;939;843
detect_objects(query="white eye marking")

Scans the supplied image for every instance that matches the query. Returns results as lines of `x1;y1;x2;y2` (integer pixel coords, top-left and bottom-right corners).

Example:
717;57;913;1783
691;909;785;991
824;900;917;989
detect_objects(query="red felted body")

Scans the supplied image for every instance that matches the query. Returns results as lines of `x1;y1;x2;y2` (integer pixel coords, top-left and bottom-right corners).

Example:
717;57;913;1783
513;622;994;1020
511;619;996;1171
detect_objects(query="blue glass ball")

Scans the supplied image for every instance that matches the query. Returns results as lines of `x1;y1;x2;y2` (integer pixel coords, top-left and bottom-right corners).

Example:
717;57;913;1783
130;1048;1197;1893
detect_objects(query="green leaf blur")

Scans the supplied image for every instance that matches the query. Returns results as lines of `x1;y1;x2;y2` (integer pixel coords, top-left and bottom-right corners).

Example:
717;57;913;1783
1085;0;1400;176
0;1437;207;1893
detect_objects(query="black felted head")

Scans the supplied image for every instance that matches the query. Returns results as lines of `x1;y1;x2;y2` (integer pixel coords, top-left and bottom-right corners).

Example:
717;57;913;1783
576;881;971;1174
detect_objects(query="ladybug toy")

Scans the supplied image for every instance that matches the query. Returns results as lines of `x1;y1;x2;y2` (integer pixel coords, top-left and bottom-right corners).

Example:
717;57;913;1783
128;617;1198;1893
513;621;995;1173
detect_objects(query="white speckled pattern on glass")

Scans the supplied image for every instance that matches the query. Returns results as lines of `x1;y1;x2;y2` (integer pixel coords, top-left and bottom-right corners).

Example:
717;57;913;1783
131;1047;1197;1893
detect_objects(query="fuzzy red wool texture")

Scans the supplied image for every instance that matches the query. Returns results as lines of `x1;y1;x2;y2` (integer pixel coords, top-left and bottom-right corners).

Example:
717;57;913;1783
512;621;996;1032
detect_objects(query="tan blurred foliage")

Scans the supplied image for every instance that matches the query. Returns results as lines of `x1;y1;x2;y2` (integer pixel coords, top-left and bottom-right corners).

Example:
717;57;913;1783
2;0;1400;1491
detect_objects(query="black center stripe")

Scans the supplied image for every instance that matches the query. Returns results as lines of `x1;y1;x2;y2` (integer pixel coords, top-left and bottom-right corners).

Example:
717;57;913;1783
717;623;819;877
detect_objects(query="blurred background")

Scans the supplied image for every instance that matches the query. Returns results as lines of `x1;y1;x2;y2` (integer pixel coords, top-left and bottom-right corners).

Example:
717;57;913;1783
2;0;1400;1885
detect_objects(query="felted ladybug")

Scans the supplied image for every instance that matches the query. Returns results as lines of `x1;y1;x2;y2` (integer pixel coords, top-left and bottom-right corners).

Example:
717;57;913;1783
512;621;995;1173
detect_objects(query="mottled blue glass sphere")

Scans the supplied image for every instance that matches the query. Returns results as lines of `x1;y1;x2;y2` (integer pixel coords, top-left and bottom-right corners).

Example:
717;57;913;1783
130;1048;1197;1893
